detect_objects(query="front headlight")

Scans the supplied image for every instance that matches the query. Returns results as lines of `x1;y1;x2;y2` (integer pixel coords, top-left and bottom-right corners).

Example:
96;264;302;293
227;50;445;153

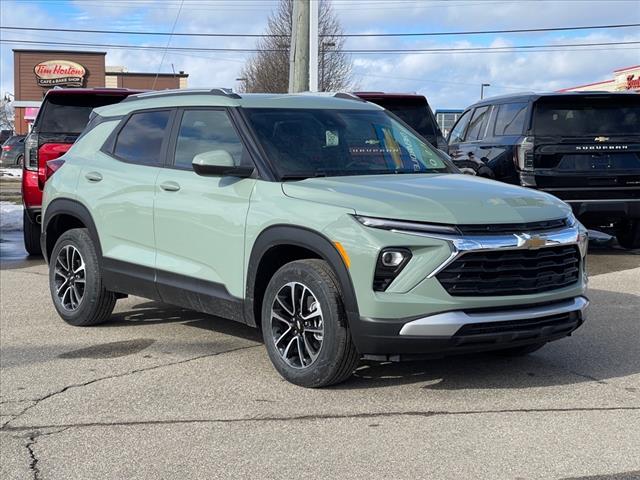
354;215;460;236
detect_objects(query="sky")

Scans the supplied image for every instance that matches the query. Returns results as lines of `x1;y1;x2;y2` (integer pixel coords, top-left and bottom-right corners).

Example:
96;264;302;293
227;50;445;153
1;0;639;110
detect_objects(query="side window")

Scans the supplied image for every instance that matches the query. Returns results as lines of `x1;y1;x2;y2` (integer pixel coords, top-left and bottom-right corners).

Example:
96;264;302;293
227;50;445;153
448;110;472;144
173;109;246;169
465;106;490;141
494;102;528;136
114;110;171;165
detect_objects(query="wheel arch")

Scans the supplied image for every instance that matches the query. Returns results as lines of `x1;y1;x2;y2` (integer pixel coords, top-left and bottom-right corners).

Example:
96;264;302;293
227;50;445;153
43;199;102;264
245;225;359;329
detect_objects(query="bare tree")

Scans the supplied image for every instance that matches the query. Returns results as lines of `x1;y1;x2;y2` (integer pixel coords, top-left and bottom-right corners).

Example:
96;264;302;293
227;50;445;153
0;97;15;132
239;0;354;93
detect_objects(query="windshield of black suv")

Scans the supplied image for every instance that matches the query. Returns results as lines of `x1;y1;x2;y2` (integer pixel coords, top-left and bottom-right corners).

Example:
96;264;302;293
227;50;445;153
533;96;640;137
37;93;132;134
244;108;453;178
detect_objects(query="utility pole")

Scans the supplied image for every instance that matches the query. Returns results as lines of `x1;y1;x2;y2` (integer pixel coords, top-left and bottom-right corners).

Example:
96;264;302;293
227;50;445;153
309;0;319;92
480;83;490;99
289;0;310;93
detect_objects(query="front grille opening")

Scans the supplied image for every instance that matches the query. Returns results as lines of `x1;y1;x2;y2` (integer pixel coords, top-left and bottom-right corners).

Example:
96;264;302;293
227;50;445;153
452;311;582;347
457;218;568;235
437;245;581;296
456;311;579;336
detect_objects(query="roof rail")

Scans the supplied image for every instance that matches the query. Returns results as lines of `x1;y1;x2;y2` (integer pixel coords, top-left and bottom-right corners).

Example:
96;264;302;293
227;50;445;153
210;88;241;99
122;88;241;103
333;92;367;102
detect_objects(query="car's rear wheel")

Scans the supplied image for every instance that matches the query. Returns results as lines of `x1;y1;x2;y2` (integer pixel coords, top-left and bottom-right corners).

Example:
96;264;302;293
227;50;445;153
16;155;24;167
49;228;116;326
616;219;640;249
23;210;42;256
261;259;360;388
490;342;546;357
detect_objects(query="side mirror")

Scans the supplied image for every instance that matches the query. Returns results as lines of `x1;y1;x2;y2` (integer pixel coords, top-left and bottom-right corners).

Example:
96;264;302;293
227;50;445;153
192;150;254;177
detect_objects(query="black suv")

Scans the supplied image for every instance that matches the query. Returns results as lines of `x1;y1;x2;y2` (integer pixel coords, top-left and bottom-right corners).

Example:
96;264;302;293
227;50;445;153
447;92;640;249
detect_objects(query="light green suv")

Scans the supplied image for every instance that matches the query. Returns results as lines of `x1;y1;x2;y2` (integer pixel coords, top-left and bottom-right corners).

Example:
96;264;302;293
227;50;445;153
41;89;589;387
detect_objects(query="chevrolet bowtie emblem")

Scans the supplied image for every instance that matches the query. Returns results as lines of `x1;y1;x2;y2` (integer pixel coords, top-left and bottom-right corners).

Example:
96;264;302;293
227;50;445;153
515;233;547;249
594;136;609;142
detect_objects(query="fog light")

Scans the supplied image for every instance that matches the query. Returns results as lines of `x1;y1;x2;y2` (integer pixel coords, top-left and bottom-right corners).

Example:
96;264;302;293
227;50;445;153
381;250;405;267
373;248;412;292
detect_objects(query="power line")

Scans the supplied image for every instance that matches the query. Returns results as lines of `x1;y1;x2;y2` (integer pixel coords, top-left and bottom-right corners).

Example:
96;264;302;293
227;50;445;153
153;0;184;89
2;22;638;38
2;38;638;55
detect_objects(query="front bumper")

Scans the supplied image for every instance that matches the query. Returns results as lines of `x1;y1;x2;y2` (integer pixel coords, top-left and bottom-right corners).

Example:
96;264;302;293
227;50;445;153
353;296;588;360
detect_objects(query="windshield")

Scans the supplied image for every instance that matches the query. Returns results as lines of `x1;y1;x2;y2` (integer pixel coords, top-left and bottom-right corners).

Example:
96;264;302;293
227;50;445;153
38;94;131;134
534;97;640;137
244;108;453;178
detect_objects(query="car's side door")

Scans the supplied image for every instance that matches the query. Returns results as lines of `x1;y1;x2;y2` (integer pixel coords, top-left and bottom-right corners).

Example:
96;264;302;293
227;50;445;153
485;101;530;183
449;106;494;176
154;108;257;309
77;109;174;297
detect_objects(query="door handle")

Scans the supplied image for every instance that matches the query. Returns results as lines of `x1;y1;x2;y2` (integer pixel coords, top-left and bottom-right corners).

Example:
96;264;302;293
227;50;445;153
85;171;103;182
160;181;181;192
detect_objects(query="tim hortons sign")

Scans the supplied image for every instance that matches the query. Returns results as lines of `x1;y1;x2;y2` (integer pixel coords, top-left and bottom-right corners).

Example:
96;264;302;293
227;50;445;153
34;60;86;87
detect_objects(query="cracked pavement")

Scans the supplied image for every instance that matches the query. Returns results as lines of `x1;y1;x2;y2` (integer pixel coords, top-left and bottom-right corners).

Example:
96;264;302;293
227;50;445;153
1;239;639;479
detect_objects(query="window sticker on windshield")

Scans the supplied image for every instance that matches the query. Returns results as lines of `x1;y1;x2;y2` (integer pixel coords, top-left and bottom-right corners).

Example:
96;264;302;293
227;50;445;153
325;130;339;147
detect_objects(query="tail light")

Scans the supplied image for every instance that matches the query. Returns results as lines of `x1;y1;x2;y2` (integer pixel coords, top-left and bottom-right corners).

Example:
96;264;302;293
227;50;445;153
2;145;11;151
46;158;65;179
37;143;71;189
514;136;535;171
24;133;39;171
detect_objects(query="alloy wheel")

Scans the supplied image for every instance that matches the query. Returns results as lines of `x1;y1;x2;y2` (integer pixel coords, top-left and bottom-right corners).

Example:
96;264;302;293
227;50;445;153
270;281;324;369
53;245;86;311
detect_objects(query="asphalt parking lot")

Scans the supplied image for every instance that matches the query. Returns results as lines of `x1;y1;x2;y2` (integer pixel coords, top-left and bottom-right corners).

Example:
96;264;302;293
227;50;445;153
1;214;639;479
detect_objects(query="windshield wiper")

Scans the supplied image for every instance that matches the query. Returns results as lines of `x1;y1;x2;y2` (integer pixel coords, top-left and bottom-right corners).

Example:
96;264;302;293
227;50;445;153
280;171;327;181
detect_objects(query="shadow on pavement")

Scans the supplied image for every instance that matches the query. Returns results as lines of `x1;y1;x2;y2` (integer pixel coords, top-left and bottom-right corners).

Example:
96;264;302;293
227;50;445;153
103;300;262;343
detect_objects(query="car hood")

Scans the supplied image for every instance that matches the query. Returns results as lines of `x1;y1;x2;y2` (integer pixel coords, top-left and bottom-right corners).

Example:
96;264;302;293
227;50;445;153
281;174;572;225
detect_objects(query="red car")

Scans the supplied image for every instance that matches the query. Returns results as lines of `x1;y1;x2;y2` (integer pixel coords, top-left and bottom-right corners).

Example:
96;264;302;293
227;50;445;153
22;88;145;255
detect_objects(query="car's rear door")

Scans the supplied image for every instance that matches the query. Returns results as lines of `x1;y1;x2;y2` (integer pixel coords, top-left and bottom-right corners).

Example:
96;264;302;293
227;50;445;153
448;106;494;175
77;108;173;297
153;108;257;312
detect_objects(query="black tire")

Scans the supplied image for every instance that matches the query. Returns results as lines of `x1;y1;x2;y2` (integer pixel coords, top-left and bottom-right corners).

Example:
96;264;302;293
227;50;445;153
23;210;42;256
615;219;640;249
49;228;116;326
261;259;360;388
490;342;546;357
16;155;24;168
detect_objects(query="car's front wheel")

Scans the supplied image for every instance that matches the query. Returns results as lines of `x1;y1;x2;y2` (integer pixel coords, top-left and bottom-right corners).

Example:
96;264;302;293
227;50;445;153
49;228;116;326
261;259;360;388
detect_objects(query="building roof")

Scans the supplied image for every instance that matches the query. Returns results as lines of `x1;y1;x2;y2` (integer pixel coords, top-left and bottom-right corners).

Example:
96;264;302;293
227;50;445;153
95;90;383;117
613;65;640;73
105;71;189;78
12;49;106;55
557;79;615;92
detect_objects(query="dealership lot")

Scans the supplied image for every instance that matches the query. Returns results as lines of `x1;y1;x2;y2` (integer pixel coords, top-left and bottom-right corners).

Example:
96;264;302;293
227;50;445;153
0;228;638;479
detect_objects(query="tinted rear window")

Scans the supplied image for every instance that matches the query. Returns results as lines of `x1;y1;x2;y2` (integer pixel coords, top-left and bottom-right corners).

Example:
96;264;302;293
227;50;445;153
38;93;131;134
494;102;528;136
534;96;640;136
363;98;439;139
114;110;171;165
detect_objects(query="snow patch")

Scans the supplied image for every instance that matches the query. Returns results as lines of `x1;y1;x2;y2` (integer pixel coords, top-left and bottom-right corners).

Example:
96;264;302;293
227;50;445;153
0;202;23;232
0;168;23;179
